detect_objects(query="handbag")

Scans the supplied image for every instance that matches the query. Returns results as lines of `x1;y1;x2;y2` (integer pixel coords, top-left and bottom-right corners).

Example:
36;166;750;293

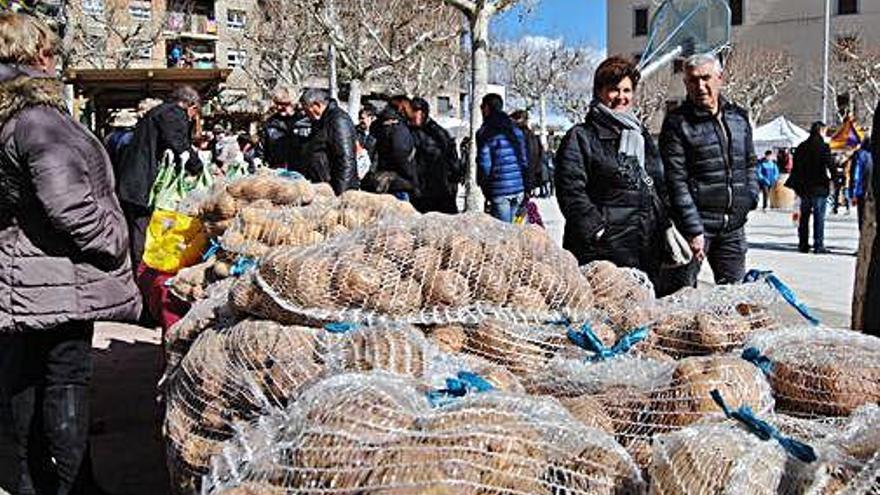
662;224;693;268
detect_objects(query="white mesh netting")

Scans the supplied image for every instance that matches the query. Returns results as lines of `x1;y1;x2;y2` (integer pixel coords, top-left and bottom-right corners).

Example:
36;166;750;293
164;321;529;491
742;327;880;417
203;371;645;495
524;354;774;469
649;403;880;495
642;282;785;359
581;261;657;332
228;213;598;326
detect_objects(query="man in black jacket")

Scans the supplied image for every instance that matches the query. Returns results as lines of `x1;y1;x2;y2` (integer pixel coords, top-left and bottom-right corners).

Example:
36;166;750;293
369;95;419;200
263;87;312;170
789;122;834;253
660;54;758;286
117;85;203;267
299;88;359;195
511;110;545;198
409;97;460;213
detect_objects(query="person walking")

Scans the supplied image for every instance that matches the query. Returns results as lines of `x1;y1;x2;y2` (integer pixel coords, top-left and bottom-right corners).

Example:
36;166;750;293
369;95;419;201
263;87;311;170
851;136;873;230
755;150;779;211
477;93;529;222
0;13;141;494
660;54;758;286
556;56;669;285
299;88;359;195
788;122;834;254
409;97;461;214
117;85;203;267
831;153;850;215
511;110;546;199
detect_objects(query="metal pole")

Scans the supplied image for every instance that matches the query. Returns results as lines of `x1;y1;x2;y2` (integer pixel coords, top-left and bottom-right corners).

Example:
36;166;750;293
822;0;831;123
328;44;338;100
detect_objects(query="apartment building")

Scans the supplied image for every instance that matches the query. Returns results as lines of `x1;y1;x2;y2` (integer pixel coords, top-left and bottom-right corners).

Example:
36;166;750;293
607;0;880;128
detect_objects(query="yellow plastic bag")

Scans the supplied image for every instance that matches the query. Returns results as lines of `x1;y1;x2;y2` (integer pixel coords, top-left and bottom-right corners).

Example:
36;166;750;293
142;209;207;274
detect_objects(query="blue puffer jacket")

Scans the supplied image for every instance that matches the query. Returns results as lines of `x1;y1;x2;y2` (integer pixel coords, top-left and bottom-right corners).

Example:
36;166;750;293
477;112;529;198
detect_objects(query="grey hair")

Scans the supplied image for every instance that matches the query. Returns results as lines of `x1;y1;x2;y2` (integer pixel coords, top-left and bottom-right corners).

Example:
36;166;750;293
300;88;330;106
271;86;292;103
684;53;723;74
171;85;201;107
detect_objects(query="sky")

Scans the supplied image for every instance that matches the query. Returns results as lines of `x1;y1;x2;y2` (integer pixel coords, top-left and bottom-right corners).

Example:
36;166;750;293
492;0;607;50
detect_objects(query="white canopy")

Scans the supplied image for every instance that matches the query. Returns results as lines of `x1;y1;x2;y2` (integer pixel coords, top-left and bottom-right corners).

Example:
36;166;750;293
753;116;809;151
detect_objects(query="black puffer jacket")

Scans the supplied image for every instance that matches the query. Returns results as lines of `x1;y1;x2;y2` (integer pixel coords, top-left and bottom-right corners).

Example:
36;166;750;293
412;118;460;200
302;100;359;195
370;107;419;195
262;110;311;169
555;107;667;274
789;134;833;197
659;98;758;238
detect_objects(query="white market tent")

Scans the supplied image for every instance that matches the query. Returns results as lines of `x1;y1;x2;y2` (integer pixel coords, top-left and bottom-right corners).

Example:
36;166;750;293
753;116;809;152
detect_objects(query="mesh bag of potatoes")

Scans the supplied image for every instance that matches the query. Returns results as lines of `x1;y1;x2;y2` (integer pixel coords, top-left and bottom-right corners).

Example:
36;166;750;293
195;171;334;238
742;326;880;417
643;282;785;359
229;212;596;326
649;401;880;495
164;321;528;492
523;353;774;470
581;261;657;332
220;191;418;260
203;371;645;495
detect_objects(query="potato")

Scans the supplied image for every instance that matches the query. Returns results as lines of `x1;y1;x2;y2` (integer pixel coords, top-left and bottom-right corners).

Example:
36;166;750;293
424;270;470;307
426;325;468;354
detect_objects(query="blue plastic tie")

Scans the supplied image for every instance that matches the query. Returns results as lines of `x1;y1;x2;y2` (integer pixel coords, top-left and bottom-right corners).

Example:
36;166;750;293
202;239;221;261
276;169;305;180
230;257;257;276
741;347;774;376
323;322;360;334
426;371;494;407
744;269;820;326
711;390;817;463
567;323;650;362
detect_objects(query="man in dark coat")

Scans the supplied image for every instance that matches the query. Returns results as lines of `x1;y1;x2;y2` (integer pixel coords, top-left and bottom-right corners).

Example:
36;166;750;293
299;88;359;195
117;85;203;267
356;103;378;166
0;13;141;493
409;97;460;213
511;110;545;198
788;122;834;253
369;95;419;200
263;87;312;170
660;54;758;286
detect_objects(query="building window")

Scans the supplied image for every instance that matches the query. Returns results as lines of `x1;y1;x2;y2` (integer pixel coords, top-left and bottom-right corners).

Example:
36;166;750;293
838;0;858;15
227;9;246;29
129;1;151;22
227;49;246;68
136;46;152;60
633;7;649;37
728;0;744;25
82;0;104;17
437;96;453;116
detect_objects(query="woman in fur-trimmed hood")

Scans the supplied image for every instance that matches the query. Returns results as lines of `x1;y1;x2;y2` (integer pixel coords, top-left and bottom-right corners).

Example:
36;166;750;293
0;12;140;494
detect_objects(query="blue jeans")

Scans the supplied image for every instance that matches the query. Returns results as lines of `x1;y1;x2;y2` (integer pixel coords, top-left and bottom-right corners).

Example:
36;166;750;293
487;193;524;223
798;194;828;250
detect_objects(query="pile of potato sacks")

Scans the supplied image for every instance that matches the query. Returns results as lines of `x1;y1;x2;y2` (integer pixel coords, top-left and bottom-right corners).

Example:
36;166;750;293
162;178;880;495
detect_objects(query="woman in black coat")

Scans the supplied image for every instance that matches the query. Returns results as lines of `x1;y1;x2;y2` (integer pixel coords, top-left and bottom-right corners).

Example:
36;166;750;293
555;56;668;284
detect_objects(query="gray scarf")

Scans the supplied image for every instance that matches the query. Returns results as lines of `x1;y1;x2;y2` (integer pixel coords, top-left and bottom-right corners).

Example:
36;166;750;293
592;100;646;171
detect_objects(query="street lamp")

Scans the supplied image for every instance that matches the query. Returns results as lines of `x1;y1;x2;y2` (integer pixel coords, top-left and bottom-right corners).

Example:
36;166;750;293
822;0;831;124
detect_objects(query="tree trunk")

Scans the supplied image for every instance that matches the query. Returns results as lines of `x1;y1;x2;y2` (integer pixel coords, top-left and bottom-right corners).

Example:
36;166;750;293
348;78;363;121
464;12;489;212
853;178;876;330
328;44;339;100
539;94;549;149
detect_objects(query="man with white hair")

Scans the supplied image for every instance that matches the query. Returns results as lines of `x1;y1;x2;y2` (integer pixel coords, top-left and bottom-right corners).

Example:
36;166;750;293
659;54;758;287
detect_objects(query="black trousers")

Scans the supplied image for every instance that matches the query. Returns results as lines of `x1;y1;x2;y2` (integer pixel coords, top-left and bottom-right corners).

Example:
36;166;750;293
0;322;94;495
673;227;748;288
120;201;152;269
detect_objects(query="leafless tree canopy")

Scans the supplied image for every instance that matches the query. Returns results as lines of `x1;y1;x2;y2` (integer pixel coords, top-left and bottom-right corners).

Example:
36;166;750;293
634;68;675;133
829;33;880;121
723;45;794;126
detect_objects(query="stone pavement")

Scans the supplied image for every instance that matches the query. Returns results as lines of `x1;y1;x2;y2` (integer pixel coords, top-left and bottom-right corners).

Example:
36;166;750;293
536;197;859;327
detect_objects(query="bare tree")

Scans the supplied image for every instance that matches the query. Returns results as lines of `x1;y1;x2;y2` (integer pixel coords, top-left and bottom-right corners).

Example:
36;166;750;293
384;35;464;98
439;0;530;211
496;36;591;145
828;34;880;122
236;0;325;95
64;0;170;70
723;46;794;126
312;0;462;119
634;69;676;133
